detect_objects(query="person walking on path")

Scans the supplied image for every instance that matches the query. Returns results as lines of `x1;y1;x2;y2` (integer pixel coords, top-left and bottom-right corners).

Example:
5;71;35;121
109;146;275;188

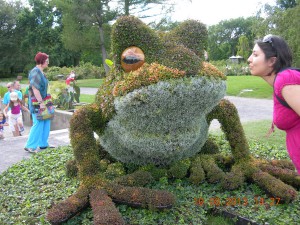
25;52;54;153
2;82;23;108
3;92;29;136
2;82;23;136
248;34;300;173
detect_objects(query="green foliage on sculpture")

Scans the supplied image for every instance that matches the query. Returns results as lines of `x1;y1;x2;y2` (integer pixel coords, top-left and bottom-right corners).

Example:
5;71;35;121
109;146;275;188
160;43;202;76
100;76;226;166
163;19;208;58
111;16;162;68
111;16;207;76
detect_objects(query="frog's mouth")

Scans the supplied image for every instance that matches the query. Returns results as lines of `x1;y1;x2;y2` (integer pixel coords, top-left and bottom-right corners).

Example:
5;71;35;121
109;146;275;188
100;76;226;166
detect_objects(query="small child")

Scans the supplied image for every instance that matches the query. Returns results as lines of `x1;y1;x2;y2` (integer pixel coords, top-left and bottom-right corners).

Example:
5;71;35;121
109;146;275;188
0;111;8;139
4;92;30;137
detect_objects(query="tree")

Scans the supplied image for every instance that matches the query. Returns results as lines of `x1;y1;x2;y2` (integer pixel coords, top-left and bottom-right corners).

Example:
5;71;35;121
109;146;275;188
208;17;256;61
237;35;251;60
17;0;78;68
256;0;300;66
53;0;118;74
0;0;23;76
270;2;300;66
0;0;79;76
277;0;297;9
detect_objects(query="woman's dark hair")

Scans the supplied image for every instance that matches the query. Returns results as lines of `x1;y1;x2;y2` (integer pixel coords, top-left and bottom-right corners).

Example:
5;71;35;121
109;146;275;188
256;35;293;74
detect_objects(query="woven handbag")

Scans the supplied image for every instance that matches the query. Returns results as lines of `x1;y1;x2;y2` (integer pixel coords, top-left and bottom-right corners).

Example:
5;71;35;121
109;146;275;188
31;94;55;120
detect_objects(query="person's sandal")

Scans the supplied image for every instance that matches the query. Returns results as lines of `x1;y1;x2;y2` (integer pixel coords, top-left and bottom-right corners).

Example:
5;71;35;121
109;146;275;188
24;148;39;153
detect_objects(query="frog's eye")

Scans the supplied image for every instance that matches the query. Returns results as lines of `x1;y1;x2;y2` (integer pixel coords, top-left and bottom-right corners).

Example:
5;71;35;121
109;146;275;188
121;46;145;72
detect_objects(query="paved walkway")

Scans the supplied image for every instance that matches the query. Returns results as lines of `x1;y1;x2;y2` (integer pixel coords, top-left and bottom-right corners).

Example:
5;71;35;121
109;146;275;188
0;129;70;174
0;85;273;174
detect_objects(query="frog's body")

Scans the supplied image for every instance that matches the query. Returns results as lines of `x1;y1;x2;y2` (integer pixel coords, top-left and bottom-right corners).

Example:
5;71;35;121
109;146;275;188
101;76;225;166
47;16;300;225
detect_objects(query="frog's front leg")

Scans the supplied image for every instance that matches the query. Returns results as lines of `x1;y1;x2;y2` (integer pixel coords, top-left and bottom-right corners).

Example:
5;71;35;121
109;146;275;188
70;103;104;184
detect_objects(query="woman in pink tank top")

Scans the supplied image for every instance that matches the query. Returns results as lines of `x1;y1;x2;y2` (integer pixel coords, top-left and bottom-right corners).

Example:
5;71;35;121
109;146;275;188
248;34;300;174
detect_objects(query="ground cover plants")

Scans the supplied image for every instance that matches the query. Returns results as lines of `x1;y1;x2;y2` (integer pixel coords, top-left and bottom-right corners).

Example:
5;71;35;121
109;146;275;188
0;137;299;225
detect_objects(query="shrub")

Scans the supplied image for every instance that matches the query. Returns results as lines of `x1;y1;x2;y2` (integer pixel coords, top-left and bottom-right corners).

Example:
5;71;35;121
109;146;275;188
210;60;250;76
45;63;105;81
76;62;106;79
48;81;80;110
0;86;7;99
225;62;250;76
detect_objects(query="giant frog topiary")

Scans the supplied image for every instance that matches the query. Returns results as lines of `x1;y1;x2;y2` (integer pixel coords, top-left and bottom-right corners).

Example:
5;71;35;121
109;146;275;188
47;16;300;224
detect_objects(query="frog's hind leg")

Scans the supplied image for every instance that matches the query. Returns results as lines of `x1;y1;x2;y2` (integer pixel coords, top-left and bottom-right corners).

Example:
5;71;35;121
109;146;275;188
46;186;90;224
47;104;107;223
105;183;175;210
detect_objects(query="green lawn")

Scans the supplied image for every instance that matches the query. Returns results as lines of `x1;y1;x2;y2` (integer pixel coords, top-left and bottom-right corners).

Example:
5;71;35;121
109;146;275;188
211;120;286;147
79;94;96;103
226;75;273;99
75;78;104;88
50;78;104;88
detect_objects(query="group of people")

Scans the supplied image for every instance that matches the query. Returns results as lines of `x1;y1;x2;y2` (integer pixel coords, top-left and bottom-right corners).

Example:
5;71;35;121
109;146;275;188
0;80;29;139
1;52;54;153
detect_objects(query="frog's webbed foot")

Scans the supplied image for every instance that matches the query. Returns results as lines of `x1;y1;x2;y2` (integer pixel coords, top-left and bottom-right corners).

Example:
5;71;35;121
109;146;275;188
249;158;300;202
255;159;300;188
189;154;245;190
114;170;154;187
204;99;299;202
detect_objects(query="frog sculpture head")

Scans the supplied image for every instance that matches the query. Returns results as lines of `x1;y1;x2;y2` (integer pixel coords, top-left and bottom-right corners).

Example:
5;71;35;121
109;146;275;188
47;16;300;225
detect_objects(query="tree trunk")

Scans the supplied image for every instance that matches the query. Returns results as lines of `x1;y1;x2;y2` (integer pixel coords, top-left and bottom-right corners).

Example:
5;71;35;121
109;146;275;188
98;25;110;75
125;0;129;15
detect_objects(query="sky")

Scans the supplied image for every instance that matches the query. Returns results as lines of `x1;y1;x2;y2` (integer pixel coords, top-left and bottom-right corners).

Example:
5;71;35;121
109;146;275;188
170;0;276;26
7;0;276;26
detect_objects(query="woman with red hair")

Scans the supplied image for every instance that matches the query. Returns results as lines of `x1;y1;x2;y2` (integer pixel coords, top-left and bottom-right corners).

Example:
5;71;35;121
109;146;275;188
24;52;54;153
